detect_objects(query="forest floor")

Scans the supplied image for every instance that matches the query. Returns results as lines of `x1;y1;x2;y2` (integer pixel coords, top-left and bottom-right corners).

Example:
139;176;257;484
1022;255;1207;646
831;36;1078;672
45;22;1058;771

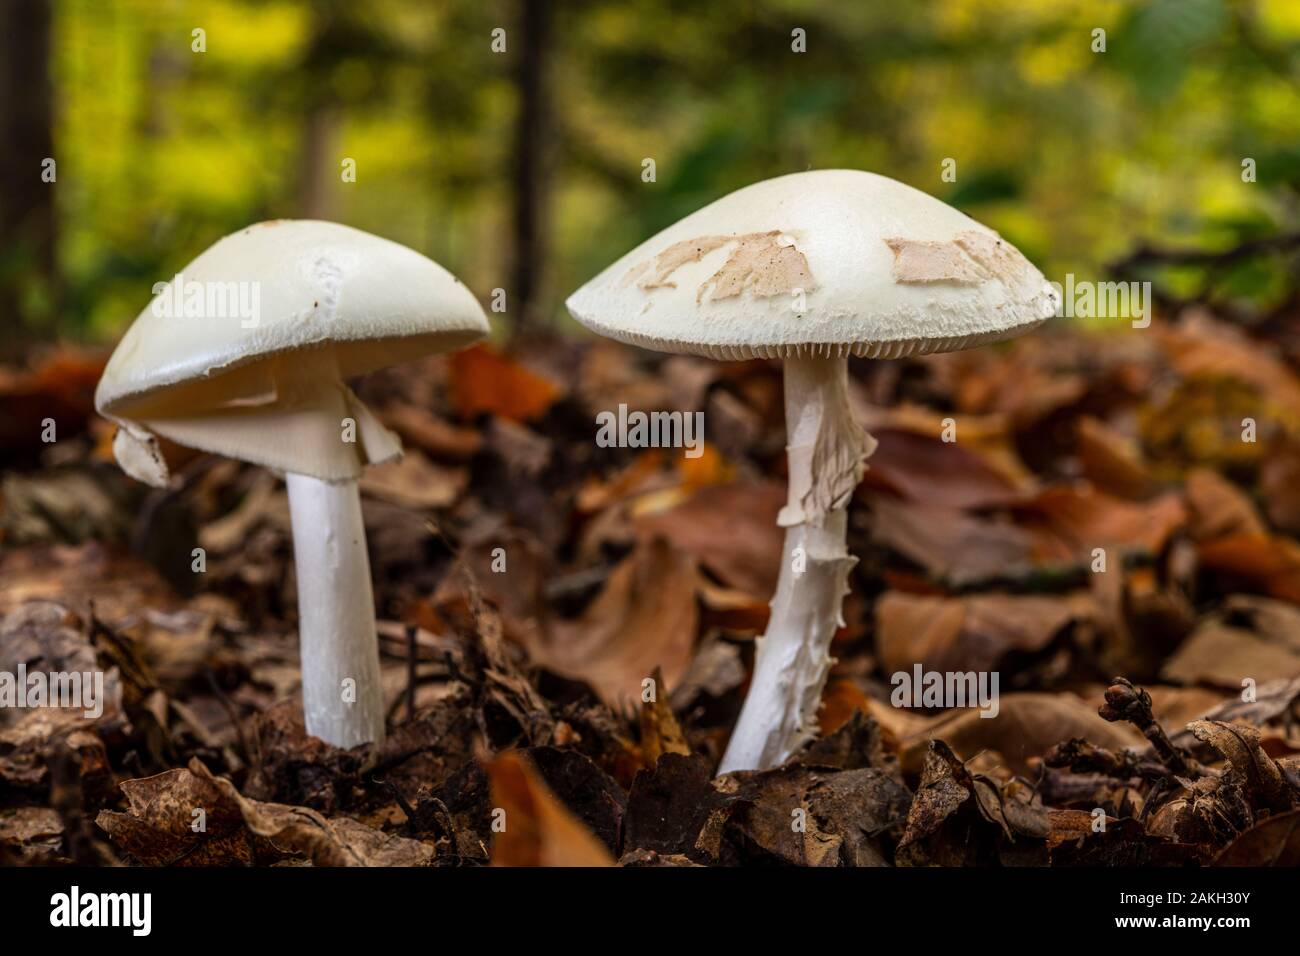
2;309;1300;866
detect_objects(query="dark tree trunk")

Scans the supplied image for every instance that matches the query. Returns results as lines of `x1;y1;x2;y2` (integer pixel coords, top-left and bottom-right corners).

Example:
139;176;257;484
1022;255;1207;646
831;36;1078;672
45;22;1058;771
0;0;58;353
509;0;552;337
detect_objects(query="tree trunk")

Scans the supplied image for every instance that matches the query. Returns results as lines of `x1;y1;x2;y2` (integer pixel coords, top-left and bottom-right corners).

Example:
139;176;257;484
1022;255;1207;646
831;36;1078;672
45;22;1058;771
0;0;58;353
509;0;552;336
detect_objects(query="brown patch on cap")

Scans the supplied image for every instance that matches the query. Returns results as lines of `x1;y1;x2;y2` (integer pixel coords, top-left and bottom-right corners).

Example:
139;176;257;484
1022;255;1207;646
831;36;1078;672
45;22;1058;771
635;231;816;303
884;230;1032;286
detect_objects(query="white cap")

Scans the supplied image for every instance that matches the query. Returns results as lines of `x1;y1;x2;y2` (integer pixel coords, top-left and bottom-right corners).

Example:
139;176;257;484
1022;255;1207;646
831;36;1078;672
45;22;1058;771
566;169;1058;360
95;220;490;486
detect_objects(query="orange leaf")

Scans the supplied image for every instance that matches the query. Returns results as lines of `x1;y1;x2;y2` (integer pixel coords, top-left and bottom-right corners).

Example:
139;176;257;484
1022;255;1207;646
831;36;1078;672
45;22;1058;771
449;343;561;422
486;752;615;866
1198;534;1300;603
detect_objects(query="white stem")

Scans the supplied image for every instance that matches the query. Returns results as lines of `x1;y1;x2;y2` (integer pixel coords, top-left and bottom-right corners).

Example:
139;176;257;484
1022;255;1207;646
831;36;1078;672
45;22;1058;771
285;472;385;747
718;354;873;773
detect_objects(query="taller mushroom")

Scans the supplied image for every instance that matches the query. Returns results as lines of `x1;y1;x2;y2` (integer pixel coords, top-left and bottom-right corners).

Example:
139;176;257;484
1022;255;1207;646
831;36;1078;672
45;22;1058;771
96;220;490;747
566;170;1059;773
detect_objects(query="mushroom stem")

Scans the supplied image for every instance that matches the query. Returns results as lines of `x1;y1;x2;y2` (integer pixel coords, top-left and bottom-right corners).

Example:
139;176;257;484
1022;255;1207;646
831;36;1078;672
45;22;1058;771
718;353;873;773
285;472;386;747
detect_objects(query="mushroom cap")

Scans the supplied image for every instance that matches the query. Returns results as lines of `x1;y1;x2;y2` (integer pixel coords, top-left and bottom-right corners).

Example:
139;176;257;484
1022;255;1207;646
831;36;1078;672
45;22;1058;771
566;169;1059;360
95;220;489;485
96;220;489;413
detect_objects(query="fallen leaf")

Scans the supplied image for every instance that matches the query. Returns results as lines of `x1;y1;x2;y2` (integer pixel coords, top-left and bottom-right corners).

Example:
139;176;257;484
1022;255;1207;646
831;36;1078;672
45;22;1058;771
633;481;784;599
1215;808;1300;866
1186;721;1295;813
1185;468;1266;541
1076;415;1160;500
486;750;615;866
359;449;467;511
531;538;700;710
861;427;1031;509
875;591;1091;677
1016;484;1186;562
1198;534;1300;602
449;343;561;423
99;758;436;866
639;667;691;765
867;491;1036;585
899;692;1144;777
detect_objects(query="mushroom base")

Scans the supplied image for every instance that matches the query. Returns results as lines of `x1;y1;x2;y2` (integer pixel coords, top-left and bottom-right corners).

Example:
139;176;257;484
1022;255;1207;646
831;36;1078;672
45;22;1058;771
717;355;873;773
286;472;386;747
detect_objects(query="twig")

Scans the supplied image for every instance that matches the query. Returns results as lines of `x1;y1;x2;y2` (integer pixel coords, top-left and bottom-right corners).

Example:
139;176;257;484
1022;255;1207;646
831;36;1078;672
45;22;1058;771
1098;678;1193;777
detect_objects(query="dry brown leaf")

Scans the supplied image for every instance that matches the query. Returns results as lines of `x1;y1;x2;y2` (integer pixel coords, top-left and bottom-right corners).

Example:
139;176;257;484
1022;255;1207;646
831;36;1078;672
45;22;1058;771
530;538;699;711
1157;312;1300;424
1215;808;1300;866
874;590;1091;676
899;692;1144;776
1197;534;1300;602
378;403;482;461
1076;415;1160;500
1260;439;1300;536
486;751;615;866
867;491;1036;585
98;759;434;866
639;667;691;765
1016;484;1186;562
861;427;1031;509
359;450;467;511
1186;721;1295;812
1161;621;1300;689
633;481;784;599
1185;468;1266;541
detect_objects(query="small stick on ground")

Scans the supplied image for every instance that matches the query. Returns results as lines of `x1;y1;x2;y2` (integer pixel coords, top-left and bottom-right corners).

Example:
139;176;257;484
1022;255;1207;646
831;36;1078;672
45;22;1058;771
1098;677;1193;777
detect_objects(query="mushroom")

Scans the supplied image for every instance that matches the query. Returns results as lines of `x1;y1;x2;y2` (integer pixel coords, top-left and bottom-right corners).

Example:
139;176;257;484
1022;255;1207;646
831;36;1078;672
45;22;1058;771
566;170;1058;772
95;220;489;747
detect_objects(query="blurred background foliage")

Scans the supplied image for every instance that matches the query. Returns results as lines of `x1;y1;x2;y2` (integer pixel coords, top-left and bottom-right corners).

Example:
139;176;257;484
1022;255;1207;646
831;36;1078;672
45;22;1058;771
1;0;1298;352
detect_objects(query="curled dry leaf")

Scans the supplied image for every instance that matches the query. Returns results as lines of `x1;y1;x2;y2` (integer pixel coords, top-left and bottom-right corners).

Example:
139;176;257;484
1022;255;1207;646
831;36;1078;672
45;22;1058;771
98;758;434;866
1186;720;1295;813
0;806;64;863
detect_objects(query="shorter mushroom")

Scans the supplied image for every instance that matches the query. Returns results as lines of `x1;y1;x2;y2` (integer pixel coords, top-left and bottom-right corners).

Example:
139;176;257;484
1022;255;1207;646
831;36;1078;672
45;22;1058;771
567;170;1058;772
96;220;490;747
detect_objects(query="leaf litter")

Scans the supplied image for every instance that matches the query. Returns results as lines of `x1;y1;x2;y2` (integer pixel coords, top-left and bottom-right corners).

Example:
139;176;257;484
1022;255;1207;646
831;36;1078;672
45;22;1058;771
2;315;1300;867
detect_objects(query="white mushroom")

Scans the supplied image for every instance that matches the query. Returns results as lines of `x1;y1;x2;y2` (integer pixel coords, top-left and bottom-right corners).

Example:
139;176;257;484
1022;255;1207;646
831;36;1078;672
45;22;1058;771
566;170;1059;773
96;220;490;748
